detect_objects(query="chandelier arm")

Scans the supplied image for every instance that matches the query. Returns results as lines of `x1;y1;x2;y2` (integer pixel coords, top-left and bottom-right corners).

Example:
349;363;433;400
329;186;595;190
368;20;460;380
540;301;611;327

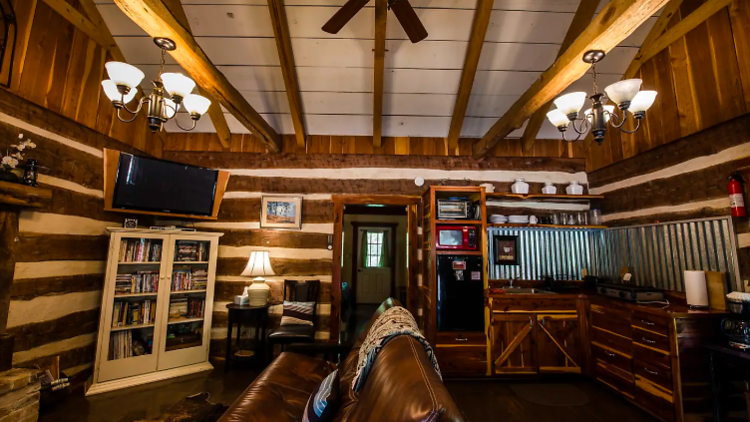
570;118;590;135
172;114;198;131
165;102;179;120
609;109;630;129
121;95;148;115
618;118;642;134
561;129;583;143
116;107;141;123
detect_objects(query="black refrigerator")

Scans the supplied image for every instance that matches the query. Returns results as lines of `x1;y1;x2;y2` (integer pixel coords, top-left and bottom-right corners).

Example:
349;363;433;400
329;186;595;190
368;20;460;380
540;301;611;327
436;255;485;332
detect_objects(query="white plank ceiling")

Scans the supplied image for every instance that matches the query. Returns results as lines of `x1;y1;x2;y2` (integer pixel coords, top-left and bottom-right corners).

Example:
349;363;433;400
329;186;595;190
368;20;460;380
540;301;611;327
95;0;657;139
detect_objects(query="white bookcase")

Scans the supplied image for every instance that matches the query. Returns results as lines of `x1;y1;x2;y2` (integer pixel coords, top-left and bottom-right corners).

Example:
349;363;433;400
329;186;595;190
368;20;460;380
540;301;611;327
87;228;223;396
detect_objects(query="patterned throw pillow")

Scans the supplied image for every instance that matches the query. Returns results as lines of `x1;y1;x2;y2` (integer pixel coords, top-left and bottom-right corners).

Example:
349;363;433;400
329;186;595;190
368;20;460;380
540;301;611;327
280;301;315;326
302;369;340;422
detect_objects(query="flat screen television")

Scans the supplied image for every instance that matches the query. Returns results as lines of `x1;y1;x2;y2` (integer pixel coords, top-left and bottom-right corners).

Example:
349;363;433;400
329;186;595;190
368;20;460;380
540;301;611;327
112;153;219;217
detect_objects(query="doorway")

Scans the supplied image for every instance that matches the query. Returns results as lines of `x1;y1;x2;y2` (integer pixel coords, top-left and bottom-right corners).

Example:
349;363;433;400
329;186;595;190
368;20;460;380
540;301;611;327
331;195;421;342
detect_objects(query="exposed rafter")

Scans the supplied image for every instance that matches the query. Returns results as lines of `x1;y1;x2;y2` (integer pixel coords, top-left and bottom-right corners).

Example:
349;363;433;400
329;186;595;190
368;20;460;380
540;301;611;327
472;0;669;159
519;0;599;155
40;0;112;54
622;0;684;79
161;0;232;150
624;0;734;79
446;0;494;156
114;0;282;152
373;0;387;148
77;0;127;62
268;0;306;149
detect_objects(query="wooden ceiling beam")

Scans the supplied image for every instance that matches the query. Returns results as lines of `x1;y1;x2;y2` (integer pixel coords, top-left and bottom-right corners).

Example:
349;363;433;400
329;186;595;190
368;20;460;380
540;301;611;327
40;0;113;56
268;0;306;149
77;0;127;62
446;0;494;156
519;0;599;155
161;0;232;150
373;0;387;148
624;0;733;79
472;0;669;159
114;0;281;152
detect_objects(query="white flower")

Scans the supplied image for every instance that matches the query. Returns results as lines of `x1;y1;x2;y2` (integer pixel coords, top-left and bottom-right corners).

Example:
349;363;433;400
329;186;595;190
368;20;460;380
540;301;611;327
16;144;24;151
18;133;23;139
24;141;36;149
1;156;18;169
12;153;22;159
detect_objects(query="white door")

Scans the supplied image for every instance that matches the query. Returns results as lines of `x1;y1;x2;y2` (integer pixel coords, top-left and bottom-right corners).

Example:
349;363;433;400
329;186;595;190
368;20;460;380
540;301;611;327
356;228;392;304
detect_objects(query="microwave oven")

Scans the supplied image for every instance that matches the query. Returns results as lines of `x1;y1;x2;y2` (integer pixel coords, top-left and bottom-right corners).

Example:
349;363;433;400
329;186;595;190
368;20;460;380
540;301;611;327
436;225;478;250
436;200;477;220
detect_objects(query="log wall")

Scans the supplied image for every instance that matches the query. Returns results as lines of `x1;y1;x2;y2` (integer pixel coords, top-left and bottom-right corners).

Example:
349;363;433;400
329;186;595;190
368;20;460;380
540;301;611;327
585;0;750;172
163;150;588;355
0;89;151;384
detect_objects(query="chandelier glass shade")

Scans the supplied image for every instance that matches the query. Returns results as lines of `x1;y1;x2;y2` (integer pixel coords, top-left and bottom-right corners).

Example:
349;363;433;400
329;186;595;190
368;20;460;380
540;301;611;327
100;38;210;133
546;50;657;145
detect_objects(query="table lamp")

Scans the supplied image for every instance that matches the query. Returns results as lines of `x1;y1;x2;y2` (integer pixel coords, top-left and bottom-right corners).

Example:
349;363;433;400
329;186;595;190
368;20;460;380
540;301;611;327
241;251;274;306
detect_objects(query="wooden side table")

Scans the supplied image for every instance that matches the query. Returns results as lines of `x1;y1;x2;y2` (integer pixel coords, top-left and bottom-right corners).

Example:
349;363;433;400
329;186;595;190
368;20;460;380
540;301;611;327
225;303;279;371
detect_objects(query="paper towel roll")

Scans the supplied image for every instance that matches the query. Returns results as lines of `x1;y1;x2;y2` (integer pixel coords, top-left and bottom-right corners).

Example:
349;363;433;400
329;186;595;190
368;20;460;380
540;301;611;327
684;270;709;308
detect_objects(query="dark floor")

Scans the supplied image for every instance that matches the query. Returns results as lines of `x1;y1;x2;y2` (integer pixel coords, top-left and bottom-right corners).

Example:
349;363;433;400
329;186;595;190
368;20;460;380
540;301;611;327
40;361;657;422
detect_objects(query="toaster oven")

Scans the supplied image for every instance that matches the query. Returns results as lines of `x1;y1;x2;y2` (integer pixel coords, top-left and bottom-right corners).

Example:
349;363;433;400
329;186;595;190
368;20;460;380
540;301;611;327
436;200;476;220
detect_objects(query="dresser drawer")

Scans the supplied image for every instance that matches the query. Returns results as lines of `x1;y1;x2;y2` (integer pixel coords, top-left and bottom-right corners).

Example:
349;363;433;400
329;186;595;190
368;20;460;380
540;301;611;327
632;311;670;337
591;304;632;337
592;342;633;377
595;362;634;399
635;359;673;392
633;341;671;370
436;331;486;346
632;326;670;354
635;383;675;422
592;326;633;354
434;345;487;375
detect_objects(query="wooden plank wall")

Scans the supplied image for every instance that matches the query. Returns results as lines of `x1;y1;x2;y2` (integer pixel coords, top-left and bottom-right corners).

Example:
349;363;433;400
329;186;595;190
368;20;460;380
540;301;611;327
0;89;152;385
587;113;750;280
162;150;587;356
164;133;586;159
585;0;750;172
2;0;164;157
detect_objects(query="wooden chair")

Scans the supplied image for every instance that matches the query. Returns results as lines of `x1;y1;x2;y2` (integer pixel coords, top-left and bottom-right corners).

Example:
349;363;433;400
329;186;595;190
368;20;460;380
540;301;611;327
267;280;320;361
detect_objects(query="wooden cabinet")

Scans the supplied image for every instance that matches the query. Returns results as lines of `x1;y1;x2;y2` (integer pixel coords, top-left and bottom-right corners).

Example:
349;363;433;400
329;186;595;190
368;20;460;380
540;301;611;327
536;313;582;374
434;331;488;376
492;314;537;374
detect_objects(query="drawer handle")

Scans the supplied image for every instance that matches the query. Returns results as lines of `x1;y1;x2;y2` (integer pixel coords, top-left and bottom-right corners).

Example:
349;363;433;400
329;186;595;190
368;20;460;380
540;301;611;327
642;337;656;345
644;367;659;376
641;319;655;326
604;351;616;357
455;337;468;342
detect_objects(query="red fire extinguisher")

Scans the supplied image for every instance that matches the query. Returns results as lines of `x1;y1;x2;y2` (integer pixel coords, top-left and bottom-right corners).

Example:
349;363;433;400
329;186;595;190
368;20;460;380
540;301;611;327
729;172;747;218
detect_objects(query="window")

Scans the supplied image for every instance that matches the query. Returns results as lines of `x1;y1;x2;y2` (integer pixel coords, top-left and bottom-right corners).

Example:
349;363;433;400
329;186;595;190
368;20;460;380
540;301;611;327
365;231;384;268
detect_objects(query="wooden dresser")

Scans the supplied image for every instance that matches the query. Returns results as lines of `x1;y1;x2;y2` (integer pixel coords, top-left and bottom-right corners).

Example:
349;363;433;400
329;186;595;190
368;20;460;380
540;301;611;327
590;296;726;422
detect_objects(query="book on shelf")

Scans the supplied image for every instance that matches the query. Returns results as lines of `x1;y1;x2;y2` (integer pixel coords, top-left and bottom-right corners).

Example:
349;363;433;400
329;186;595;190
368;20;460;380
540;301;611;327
119;239;162;263
112;299;157;327
109;330;152;360
174;241;209;262
171;267;208;291
169;297;205;320
115;271;159;294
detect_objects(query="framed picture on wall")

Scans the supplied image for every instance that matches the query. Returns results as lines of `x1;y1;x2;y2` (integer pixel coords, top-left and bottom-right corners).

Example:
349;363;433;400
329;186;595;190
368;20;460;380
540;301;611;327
260;196;302;229
494;235;519;265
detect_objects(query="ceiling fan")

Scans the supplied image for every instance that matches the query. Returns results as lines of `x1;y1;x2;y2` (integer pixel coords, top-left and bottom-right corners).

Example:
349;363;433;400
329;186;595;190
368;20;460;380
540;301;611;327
322;0;429;43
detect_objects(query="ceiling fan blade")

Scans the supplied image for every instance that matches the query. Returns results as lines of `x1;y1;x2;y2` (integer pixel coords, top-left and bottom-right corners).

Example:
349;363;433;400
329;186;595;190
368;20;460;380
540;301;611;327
322;0;370;34
390;0;428;43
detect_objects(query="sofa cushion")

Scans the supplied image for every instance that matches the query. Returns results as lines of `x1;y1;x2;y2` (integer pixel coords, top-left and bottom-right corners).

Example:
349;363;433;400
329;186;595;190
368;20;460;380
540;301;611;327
281;301;315;326
268;324;316;340
218;352;335;422
302;369;340;422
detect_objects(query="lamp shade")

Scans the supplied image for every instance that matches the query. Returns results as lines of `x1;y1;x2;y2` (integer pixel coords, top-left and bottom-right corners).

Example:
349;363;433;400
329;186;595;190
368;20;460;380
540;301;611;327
105;62;145;91
163;98;178;119
161;73;196;99
553;92;587;116
241;251;275;277
629;90;657;113
604;79;642;105
102;80;136;104
183;94;211;116
584;105;615;123
546;109;570;128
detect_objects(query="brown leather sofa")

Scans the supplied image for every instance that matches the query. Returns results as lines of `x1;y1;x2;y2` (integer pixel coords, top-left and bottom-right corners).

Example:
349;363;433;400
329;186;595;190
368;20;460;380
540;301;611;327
218;298;465;422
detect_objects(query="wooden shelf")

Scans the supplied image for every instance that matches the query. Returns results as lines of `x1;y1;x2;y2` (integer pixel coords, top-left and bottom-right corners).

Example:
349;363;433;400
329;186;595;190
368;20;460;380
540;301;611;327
487;223;607;229
110;323;155;332
118;261;161;265
435;219;483;225
170;290;207;295
0;180;52;208
168;317;204;325
436;250;483;256
173;261;209;265
114;292;158;298
486;193;603;203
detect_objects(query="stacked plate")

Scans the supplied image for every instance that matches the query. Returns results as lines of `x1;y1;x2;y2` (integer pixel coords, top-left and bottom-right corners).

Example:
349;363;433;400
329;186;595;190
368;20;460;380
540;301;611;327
508;215;530;224
489;214;508;224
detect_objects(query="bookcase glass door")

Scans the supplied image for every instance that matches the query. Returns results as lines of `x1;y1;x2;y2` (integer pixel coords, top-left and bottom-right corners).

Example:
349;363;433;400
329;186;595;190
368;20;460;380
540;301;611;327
157;237;215;371
98;234;167;383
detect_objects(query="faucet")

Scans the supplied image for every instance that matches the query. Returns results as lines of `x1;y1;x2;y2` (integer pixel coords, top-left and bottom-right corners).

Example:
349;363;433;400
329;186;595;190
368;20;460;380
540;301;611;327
508;277;516;289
